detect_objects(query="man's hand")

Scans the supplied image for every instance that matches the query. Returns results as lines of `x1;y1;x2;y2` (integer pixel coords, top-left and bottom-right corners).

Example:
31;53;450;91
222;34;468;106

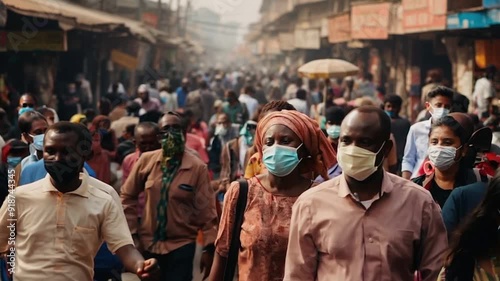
136;258;161;281
200;251;214;280
216;178;230;194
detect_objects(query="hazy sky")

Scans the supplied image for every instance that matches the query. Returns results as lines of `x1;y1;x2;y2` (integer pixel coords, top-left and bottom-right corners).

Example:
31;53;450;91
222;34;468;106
184;0;262;26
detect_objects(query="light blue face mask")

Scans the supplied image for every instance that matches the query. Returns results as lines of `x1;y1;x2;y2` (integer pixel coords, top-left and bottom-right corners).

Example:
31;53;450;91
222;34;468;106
326;125;341;139
30;134;45;151
7;156;22;167
263;144;303;177
18;107;34;116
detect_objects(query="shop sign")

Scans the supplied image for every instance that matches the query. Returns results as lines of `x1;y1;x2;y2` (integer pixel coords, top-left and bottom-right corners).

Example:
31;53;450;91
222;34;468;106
447;11;489;29
402;0;447;33
266;37;281;55
484;0;500;8
294;28;320;50
351;2;391;39
279;33;295;51
2;31;66;52
142;13;158;28
328;13;351;43
111;49;138;70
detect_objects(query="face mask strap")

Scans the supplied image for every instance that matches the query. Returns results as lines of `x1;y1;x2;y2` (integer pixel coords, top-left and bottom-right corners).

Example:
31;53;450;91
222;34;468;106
374;141;387;167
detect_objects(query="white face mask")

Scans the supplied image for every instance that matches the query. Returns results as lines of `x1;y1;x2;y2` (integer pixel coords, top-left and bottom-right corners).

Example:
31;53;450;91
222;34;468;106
215;124;228;136
337;142;386;182
428;145;460;170
430;106;450;121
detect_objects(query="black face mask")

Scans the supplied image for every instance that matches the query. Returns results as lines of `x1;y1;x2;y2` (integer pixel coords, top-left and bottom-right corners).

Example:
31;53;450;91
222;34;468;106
44;160;83;184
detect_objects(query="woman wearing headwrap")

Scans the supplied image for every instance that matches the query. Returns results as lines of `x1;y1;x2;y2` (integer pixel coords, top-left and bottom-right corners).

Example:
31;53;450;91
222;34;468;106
209;110;337;281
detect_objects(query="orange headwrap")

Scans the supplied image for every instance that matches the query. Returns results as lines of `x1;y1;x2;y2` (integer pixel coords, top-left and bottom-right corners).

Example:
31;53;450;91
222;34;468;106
254;110;337;180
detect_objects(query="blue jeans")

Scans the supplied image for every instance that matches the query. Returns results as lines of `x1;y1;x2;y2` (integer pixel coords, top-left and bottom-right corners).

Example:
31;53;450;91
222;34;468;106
144;242;196;281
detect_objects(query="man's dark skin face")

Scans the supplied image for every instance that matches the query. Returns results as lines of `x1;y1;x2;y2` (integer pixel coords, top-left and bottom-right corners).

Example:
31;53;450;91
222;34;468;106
135;127;161;153
383;102;400;118
24;119;48;144
224;92;237;106
138;91;149;102
43;130;86;193
339;110;393;200
19;95;35;109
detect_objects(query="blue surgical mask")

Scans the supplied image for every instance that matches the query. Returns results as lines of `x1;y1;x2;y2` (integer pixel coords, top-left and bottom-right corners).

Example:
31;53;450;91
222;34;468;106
326;125;341;139
7;156;22;167
385;111;394;118
18;107;34;116
244;134;254;146
263;144;303;177
30;134;45;151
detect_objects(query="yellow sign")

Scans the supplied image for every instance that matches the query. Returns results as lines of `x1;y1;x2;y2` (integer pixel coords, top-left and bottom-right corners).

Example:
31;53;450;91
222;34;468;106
3;31;66;52
111;49;138;70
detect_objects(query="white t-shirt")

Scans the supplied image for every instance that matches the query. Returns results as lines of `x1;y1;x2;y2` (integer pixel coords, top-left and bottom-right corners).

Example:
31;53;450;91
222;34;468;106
473;77;494;115
239;94;259;119
287;98;309;115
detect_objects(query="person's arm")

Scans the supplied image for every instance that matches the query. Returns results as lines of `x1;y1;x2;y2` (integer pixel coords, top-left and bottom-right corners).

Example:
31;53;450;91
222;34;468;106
193;164;218;279
401;126;416;180
102;196;159;280
208;181;241;281
120;156;146;237
418;200;448;281
283;198;317;281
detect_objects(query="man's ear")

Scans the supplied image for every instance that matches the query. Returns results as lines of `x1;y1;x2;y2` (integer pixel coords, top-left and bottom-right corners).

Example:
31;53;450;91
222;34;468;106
425;101;431;111
383;139;394;158
21;132;31;144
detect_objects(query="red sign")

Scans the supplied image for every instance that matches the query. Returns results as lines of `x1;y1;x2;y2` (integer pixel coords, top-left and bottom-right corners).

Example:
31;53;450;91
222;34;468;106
142;12;158;28
351;2;391;40
402;0;447;33
328;13;351;43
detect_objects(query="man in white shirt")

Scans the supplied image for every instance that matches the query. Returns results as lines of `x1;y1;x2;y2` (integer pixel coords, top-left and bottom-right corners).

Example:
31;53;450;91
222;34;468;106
473;64;496;118
239;86;259;119
287;89;309;115
402;86;453;180
0;122;160;280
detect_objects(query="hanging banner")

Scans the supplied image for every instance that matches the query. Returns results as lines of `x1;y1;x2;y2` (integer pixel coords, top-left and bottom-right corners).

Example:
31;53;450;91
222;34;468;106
294;28;320;50
111;49;138;70
402;0;447;33
351;2;391;39
328;13;351;43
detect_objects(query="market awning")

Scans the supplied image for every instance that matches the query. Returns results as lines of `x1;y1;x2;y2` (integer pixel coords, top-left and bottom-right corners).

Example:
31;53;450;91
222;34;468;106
2;0;157;43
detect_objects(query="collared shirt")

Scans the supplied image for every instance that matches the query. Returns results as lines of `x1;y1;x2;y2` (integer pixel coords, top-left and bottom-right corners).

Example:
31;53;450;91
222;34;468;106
134;97;161;112
0;172;132;281
20;153;38;173
284;172;448;281
402;119;432;178
120;149;218;254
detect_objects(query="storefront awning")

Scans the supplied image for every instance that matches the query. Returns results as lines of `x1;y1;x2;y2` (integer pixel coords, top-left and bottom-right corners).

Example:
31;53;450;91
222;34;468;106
3;0;157;43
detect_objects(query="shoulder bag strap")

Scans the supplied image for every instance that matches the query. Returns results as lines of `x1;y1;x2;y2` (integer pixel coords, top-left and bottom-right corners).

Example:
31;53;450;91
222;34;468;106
223;179;249;281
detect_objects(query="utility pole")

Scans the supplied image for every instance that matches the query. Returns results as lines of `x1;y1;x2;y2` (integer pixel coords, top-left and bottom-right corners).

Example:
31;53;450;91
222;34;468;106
137;0;144;21
183;0;191;37
176;0;181;36
157;0;163;29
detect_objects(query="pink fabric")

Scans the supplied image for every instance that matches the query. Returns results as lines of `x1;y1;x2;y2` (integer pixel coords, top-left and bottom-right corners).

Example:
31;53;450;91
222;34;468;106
185;133;209;163
122;150;145;218
87;149;111;184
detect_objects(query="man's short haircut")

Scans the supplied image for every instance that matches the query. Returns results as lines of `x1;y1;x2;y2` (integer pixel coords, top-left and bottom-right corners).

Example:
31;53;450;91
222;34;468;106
384;95;403;109
355;106;391;140
135;122;159;136
125;124;136;137
296;89;307;100
18;111;47;134
427;86;454;101
244;85;255;95
325;106;346;125
46;121;92;157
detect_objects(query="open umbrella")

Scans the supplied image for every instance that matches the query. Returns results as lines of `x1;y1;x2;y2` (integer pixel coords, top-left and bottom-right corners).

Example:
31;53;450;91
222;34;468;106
298;59;359;79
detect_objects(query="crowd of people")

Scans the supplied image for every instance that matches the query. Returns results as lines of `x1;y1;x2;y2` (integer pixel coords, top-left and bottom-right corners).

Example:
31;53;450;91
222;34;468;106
0;66;499;281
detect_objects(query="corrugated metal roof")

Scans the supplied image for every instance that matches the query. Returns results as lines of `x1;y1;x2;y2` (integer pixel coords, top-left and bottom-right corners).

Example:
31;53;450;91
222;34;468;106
2;0;157;43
